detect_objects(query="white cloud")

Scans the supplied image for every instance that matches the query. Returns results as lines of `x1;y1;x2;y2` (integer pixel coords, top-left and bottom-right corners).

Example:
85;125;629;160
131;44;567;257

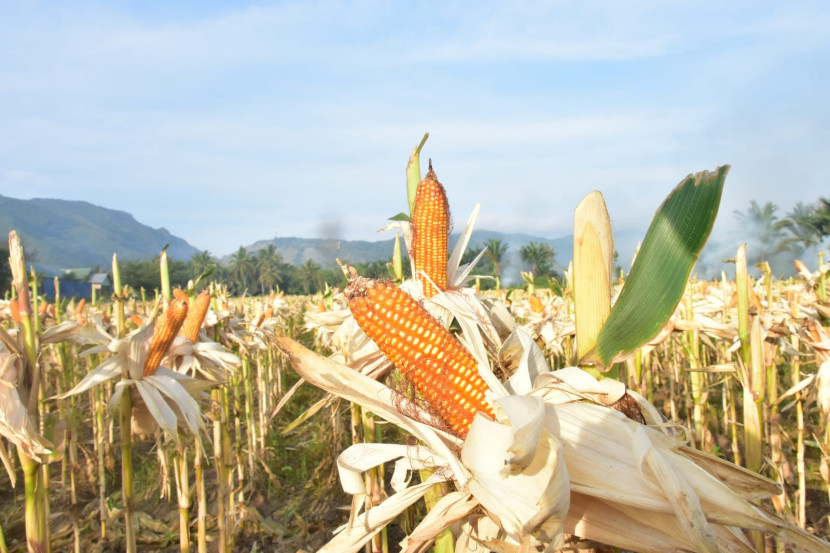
0;1;828;259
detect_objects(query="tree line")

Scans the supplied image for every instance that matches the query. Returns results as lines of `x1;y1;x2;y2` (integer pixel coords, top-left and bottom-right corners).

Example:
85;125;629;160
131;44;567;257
732;197;830;269
113;237;562;296
3;196;827;297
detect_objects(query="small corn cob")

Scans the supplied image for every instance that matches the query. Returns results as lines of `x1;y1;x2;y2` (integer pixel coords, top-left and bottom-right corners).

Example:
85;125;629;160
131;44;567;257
529;294;544;314
345;274;493;437
9;300;21;323
74;298;86;324
411;160;450;298
180;291;211;342
143;298;188;377
256;305;274;328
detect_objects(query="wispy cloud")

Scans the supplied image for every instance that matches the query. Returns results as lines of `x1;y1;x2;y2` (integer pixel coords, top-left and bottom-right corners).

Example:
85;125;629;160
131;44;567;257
0;1;828;257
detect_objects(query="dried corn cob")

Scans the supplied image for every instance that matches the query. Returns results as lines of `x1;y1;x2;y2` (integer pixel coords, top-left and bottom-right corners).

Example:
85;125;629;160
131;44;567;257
180;291;210;342
529;294;544;314
411;161;450;297
345;274;493;437
256;305;274;328
143;299;188;377
74;298;86;324
9;300;21;323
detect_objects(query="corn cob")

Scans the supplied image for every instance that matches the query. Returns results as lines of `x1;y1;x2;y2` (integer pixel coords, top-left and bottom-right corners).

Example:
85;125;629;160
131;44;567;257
9;299;21;323
180;291;211;342
529;294;544;314
256;305;274;328
411;160;450;298
345;274;493;437
74;298;86;324
143;298;188;377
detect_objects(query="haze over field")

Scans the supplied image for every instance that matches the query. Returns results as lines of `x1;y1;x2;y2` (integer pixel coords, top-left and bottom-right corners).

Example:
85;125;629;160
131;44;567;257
1;1;828;266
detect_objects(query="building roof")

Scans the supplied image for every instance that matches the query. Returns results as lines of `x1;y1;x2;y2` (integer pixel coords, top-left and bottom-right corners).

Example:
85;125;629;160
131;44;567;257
89;272;111;286
62;268;93;281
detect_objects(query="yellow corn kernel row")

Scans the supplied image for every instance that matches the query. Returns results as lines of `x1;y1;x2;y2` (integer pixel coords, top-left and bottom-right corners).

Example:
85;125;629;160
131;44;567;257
345;275;493;437
411;161;449;298
142;298;188;377
180;291;211;342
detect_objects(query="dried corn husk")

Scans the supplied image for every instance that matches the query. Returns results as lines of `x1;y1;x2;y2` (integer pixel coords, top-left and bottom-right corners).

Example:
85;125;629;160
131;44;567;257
0;349;51;463
278;330;830;553
53;305;211;449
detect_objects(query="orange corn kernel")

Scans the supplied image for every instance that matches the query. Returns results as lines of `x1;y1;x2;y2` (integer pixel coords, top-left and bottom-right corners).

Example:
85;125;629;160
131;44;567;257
143;299;188;377
411;161;450;298
180;291;210;343
346;276;493;437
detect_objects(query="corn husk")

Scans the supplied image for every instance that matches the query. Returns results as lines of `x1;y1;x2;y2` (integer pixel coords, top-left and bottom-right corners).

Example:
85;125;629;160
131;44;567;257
297;193;830;552
0;349;51;461
53;310;211;449
278;329;830;553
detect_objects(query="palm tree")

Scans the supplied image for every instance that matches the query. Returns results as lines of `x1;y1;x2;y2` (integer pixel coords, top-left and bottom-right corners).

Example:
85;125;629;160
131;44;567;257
519;241;555;277
300;259;323;294
776;202;821;249
484;238;508;287
189;250;215;278
460;245;485;266
733;200;792;264
809;197;830;239
256;245;283;294
228;246;255;294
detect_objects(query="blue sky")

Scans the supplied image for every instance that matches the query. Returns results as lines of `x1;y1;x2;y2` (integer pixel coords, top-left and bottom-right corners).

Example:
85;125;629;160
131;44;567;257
1;1;828;257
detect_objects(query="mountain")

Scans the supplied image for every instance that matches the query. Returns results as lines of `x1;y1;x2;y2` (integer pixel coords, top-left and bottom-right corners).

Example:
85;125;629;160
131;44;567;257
239;227;647;285
0;192;650;280
0;194;199;267
241;236;398;268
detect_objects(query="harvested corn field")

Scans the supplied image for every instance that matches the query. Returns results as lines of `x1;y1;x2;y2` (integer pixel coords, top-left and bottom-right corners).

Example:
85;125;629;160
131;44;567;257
2;141;830;553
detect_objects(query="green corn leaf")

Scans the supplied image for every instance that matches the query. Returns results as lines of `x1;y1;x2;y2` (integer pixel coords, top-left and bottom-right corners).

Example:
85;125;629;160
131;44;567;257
388;212;411;222
550;278;563;298
589;165;729;367
406;132;429;214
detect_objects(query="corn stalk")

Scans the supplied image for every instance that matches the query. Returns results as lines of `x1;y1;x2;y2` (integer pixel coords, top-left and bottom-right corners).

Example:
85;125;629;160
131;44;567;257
9;231;48;553
114;254;137;553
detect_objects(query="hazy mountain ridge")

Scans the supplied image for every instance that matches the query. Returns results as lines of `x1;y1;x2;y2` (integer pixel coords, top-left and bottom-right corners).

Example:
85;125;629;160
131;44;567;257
1;193;656;279
0;194;199;267
241;227;648;283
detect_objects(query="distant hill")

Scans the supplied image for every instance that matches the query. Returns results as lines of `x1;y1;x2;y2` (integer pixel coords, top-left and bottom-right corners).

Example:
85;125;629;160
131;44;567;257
241;236;397;268
0;192;650;280
238;227;647;285
0;194;199;267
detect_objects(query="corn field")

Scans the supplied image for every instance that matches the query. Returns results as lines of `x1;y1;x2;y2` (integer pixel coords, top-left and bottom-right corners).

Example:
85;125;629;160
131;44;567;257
2;140;830;553
1;241;830;552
